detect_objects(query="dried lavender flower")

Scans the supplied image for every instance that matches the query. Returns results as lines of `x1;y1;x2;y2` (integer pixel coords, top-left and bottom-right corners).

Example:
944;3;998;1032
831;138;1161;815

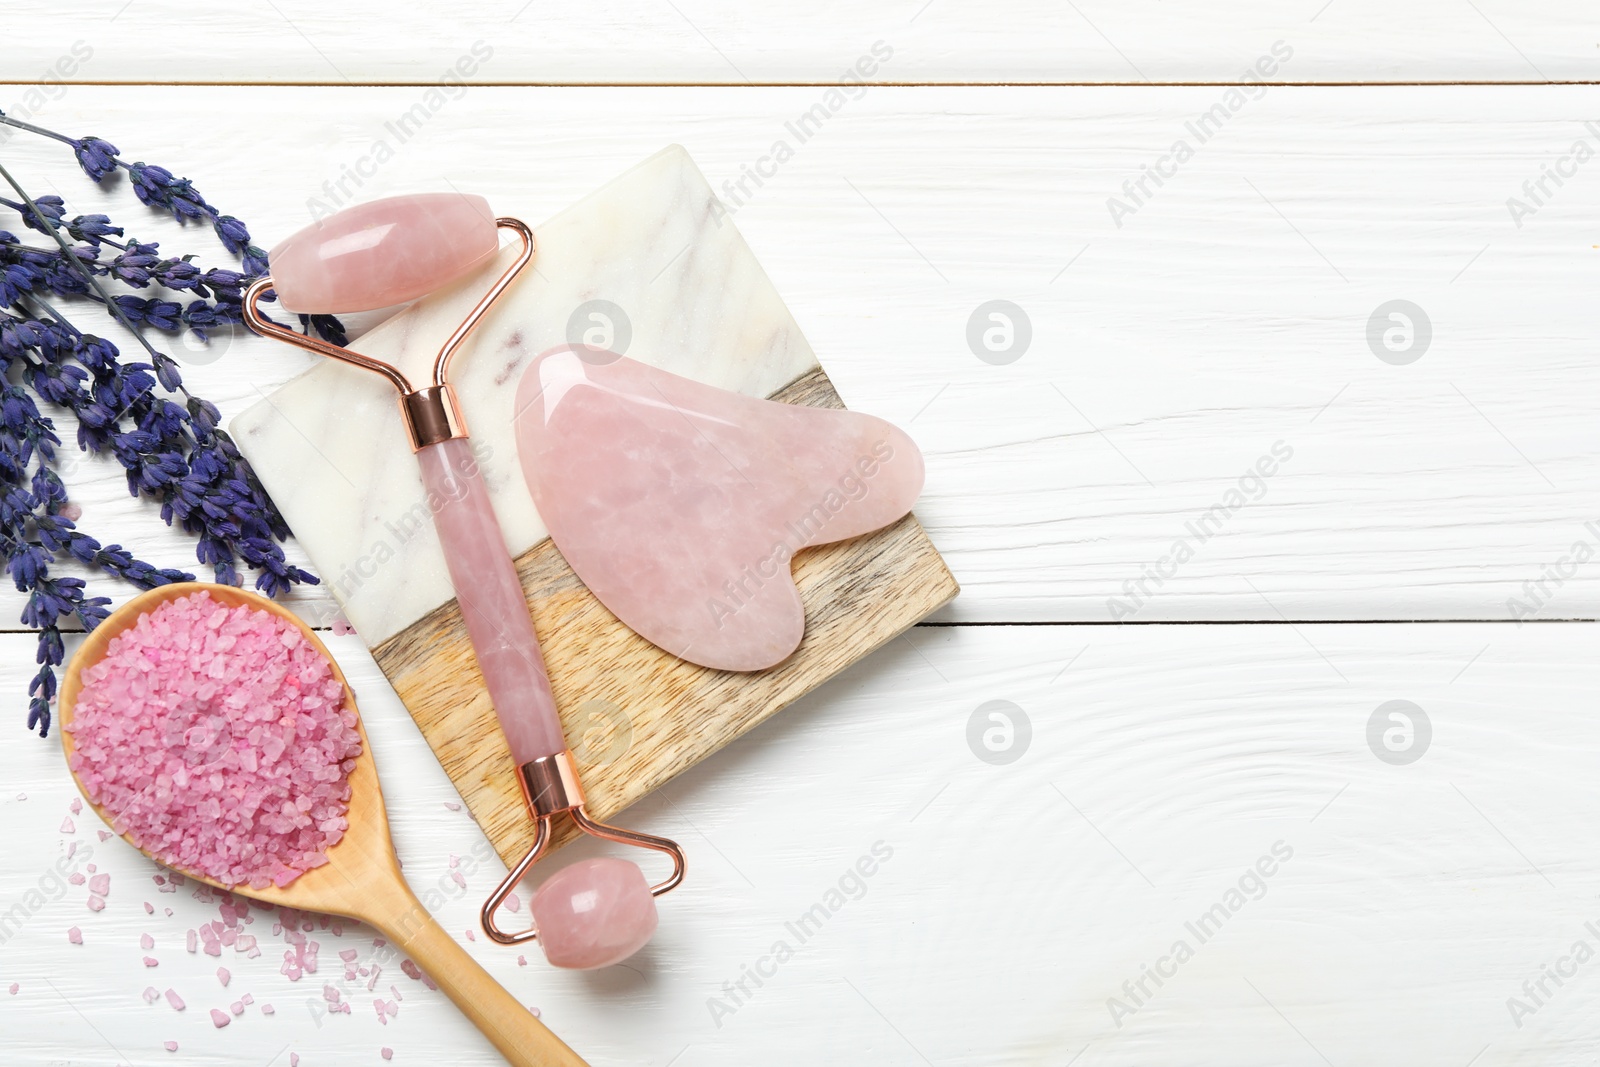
0;113;334;735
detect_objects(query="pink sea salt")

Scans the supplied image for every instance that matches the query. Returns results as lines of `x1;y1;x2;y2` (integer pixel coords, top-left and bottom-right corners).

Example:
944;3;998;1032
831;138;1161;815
64;591;362;890
69;798;81;815
209;1008;230;1028
165;989;185;1011
141;934;154;950
67;927;82;944
164;1041;179;1052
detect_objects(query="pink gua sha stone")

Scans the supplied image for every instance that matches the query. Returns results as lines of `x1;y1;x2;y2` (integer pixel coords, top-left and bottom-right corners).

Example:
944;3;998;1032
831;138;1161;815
529;857;658;970
268;193;499;314
514;347;926;671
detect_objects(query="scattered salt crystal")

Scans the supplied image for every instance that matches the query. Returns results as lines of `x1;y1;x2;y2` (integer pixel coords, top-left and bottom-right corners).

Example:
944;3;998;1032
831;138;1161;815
339;949;358;963
165;909;173;917
289;1054;297;1066
517;955;527;967
89;874;110;896
505;892;521;914
86;894;105;912
241;993;253;1005
209;1008;230;1028
14;793;24;801
381;1049;393;1061
140;933;154;950
97;831;111;841
69;798;81;815
6;983;16;995
143;987;159;1003
143;902;154;915
87;864;95;873
464;929;475;942
400;960;421;980
444;801;461;811
390;984;402;1002
59;502;82;521
67;927;82;944
68;873;84;886
163;1040;178;1052
217;967;230;986
530;1006;541;1018
59;817;74;833
164;988;185;1011
64;591;362;890
449;854;459;869
450;871;466;889
143;957;159;967
230;1000;244;1015
262;1003;275;1015
421;974;436;991
186;930;197;953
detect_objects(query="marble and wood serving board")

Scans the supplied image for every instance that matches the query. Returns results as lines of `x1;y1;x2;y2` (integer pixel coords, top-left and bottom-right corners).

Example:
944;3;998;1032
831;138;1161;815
231;146;957;866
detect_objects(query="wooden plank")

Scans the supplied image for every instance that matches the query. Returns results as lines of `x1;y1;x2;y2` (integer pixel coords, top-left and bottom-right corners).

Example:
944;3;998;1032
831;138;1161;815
5;620;1598;1063
4;3;1596;85
0;86;1595;626
371;367;958;868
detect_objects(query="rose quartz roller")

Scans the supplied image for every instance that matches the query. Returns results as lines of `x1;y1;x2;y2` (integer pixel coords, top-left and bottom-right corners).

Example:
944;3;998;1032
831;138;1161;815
242;194;684;969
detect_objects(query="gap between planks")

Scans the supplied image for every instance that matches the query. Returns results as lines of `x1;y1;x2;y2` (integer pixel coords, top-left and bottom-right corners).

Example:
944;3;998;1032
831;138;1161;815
2;79;1597;88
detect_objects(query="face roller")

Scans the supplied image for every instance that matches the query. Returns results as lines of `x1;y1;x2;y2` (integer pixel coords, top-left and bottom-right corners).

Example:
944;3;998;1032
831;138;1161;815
242;193;685;969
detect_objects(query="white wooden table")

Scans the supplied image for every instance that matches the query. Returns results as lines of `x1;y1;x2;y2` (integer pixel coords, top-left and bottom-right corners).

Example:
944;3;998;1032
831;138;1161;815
4;4;1600;1064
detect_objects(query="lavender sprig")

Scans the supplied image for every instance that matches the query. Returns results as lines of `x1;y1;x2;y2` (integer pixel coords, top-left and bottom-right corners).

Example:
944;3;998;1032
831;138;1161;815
0;120;330;736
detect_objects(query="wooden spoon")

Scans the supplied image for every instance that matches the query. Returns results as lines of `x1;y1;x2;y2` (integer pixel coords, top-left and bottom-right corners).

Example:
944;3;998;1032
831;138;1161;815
57;582;588;1067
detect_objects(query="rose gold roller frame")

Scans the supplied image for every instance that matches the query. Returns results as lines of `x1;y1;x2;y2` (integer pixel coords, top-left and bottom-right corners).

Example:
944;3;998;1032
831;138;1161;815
242;218;686;946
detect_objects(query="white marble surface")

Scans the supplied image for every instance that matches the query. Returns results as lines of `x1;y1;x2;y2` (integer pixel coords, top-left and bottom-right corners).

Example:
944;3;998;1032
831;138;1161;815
231;145;820;644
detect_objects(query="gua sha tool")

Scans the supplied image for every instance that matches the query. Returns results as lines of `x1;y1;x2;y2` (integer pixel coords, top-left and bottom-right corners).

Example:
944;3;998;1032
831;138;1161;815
515;347;926;671
243;194;685;969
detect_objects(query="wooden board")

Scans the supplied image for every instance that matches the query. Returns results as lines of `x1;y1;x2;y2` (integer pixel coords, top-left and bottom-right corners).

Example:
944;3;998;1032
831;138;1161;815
372;366;957;866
